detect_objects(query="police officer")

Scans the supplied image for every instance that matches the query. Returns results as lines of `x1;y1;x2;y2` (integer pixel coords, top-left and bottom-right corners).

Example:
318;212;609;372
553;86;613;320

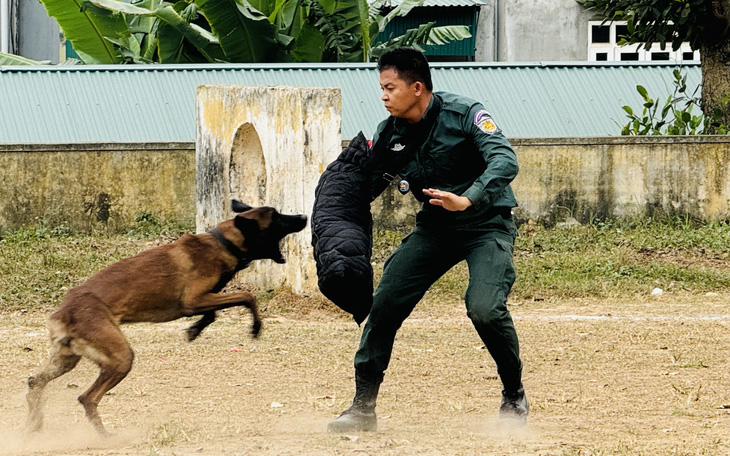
327;47;528;433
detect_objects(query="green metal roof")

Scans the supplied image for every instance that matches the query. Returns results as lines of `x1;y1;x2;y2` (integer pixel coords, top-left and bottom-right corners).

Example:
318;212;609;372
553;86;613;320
0;61;701;143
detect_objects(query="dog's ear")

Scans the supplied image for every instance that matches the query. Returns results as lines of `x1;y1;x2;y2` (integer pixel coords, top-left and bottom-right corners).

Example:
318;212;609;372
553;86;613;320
231;200;252;213
234;215;260;241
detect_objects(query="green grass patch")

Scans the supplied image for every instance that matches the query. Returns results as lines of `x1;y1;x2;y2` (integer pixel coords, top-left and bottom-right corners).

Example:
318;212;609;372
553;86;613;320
512;218;730;299
0;215;194;312
375;217;730;301
3;217;730;313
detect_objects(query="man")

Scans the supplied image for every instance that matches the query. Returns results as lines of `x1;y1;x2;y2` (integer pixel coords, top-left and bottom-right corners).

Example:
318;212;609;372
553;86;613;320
327;47;528;433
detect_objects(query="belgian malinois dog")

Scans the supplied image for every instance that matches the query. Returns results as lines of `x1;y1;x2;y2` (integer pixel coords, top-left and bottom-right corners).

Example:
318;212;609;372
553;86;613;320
26;200;307;434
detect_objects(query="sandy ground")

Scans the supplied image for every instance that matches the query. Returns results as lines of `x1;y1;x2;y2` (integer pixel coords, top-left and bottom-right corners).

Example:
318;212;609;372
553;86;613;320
2;291;730;456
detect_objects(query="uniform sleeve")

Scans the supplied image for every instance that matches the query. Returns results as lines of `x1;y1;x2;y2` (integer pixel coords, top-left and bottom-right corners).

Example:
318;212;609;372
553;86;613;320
460;104;518;210
367;119;394;201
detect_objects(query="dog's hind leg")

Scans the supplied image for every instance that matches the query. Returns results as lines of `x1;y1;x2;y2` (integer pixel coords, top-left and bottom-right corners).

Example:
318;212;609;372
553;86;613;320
26;341;81;432
186;311;216;342
73;318;135;435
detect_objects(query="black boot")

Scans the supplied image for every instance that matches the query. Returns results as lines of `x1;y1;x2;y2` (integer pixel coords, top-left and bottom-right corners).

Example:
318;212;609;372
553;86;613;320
499;386;529;423
327;371;383;433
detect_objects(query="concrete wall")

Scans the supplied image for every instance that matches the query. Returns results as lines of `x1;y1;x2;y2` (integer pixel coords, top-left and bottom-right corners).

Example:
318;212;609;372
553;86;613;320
4;135;730;292
371;136;730;228
0;142;195;232
475;0;593;62
513;136;730;224
195;85;342;293
474;4;496;62
17;0;60;63
4;137;730;235
494;0;593;62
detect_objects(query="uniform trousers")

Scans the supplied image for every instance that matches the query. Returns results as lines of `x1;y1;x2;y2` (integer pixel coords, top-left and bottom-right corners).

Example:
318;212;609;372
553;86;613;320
354;214;523;393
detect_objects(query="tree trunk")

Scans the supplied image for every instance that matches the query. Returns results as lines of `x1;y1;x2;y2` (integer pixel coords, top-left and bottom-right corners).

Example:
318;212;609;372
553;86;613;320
701;1;730;133
700;40;730;133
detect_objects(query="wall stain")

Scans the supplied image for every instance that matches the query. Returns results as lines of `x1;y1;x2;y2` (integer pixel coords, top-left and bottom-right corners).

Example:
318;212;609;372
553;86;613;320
83;192;112;224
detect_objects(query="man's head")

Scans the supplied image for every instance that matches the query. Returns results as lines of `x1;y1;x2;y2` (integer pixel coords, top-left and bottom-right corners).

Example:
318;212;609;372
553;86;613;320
377;48;433;123
377;48;433;92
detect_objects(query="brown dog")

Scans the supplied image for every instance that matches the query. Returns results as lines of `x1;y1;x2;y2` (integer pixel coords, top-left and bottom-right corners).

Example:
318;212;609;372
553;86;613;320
26;200;307;434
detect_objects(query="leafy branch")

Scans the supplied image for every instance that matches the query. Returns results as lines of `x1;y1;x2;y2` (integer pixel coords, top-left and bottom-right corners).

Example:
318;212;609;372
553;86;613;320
621;68;729;135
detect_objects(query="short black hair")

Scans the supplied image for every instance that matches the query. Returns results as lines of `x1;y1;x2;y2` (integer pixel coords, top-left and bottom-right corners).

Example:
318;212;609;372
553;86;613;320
377;47;433;92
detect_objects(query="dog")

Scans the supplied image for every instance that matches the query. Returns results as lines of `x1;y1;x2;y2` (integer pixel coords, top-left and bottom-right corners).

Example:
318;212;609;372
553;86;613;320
26;200;307;435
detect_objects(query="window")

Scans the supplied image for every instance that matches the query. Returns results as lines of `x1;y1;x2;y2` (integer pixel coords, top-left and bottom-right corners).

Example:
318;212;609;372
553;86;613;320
591;25;610;43
588;21;699;62
615;24;630;42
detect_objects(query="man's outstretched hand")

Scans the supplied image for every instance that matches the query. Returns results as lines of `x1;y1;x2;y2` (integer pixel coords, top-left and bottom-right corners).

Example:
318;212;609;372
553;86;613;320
423;188;472;212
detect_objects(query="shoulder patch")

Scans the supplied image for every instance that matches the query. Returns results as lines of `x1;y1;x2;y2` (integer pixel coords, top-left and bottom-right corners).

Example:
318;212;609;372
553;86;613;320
474;109;497;135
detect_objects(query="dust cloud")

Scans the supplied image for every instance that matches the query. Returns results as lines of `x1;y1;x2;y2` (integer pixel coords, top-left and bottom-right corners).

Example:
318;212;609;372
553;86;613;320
0;425;141;455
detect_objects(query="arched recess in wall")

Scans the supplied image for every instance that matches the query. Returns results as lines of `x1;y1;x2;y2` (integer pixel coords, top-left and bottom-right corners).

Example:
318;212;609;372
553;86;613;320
230;123;267;206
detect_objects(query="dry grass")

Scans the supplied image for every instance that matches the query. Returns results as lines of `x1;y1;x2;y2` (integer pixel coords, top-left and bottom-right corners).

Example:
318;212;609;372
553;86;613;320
2;290;730;456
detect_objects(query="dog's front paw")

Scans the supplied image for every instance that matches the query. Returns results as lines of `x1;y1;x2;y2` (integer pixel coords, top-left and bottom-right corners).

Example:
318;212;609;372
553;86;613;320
251;319;262;338
186;326;203;342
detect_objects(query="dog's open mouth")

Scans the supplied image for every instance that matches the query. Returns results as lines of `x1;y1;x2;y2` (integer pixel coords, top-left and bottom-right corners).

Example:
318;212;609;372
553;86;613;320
268;214;307;263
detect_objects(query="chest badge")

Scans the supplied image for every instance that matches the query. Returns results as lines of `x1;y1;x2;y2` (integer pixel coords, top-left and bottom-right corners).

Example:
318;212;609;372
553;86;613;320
398;180;410;194
392;143;405;152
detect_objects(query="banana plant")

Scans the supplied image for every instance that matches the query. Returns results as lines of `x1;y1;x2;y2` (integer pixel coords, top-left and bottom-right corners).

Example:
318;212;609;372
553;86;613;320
27;0;470;64
36;0;292;63
312;0;472;62
248;0;324;61
39;0;133;63
193;0;278;62
89;0;270;62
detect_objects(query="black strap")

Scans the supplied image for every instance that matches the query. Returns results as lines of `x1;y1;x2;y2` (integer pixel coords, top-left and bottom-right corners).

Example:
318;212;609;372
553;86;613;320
210;228;250;270
365;94;443;199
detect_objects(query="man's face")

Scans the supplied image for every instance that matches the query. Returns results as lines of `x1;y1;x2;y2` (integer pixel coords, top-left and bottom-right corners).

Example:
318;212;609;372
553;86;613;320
379;68;421;119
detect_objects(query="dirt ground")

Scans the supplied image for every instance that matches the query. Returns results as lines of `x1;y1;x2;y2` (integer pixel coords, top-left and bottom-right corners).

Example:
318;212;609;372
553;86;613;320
2;290;730;456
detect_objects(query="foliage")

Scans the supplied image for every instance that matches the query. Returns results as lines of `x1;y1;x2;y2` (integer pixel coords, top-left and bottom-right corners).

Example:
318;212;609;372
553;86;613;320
14;0;470;64
42;0;132;63
577;0;715;51
621;67;730;135
579;0;730;134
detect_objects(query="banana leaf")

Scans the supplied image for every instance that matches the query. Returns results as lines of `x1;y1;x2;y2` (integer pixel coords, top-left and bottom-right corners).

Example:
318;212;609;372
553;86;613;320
353;0;371;62
289;22;325;62
127;0;164;60
89;0;226;62
371;23;471;58
422;24;471;46
39;0;131;64
194;0;278;62
0;53;43;65
157;23;211;62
